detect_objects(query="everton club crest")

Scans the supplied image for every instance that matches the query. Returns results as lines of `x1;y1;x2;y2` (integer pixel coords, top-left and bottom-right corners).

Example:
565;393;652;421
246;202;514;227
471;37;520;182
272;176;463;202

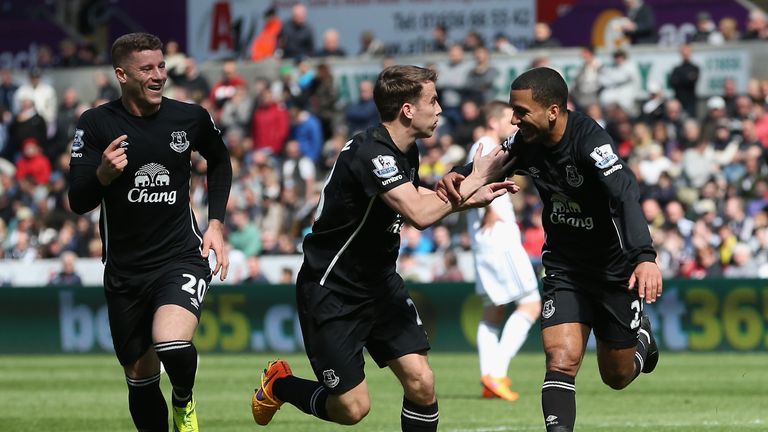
170;131;190;153
565;165;583;188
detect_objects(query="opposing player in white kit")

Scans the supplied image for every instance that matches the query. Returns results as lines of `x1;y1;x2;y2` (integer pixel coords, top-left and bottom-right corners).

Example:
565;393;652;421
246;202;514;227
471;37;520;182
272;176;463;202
467;101;542;401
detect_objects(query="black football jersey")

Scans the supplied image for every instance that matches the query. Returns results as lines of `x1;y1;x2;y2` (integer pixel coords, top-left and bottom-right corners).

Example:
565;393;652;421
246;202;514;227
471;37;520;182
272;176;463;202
301;126;419;298
507;110;655;281
68;98;227;274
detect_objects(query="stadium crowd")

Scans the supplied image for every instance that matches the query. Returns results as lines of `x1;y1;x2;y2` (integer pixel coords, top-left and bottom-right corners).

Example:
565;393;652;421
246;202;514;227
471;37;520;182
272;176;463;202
1;4;768;284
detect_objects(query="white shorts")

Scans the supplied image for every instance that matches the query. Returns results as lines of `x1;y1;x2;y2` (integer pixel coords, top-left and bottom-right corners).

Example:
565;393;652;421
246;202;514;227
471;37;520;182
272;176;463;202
474;244;540;306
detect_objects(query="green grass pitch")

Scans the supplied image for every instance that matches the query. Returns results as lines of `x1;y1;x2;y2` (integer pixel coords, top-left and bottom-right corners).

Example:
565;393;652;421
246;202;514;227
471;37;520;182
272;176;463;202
0;352;766;431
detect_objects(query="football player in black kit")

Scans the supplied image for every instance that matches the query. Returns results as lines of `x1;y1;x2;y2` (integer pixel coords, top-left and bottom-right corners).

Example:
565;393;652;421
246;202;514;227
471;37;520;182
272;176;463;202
68;33;232;432
438;67;661;432
251;65;517;430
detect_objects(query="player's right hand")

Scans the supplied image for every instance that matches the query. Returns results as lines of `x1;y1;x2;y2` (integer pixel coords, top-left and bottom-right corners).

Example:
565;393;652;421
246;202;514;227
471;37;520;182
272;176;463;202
96;134;129;186
436;171;465;203
470;142;515;185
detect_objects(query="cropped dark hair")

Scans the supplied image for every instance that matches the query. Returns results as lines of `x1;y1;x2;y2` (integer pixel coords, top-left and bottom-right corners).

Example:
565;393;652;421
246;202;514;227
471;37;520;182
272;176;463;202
111;33;163;68
510;67;568;109
374;65;437;122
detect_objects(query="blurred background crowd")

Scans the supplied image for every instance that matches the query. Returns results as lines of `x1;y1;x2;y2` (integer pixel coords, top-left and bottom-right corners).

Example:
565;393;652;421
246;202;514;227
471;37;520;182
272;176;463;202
1;1;767;285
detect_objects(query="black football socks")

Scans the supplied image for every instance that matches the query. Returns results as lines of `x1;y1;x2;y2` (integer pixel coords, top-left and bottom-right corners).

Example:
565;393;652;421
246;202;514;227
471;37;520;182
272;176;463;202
273;375;331;421
126;373;168;431
154;340;196;407
542;371;576;432
401;397;439;432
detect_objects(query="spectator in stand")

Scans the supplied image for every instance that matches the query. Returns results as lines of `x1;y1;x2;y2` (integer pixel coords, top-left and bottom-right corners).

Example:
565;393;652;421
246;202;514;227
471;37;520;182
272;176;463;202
243;255;270;284
463;30;486;51
657;228;686;278
664;200;695;239
742;8;768;41
209;59;247;114
174;57;210;104
48;250;83;286
163;39;188;78
345;80;379;135
306;63;339;141
599;50;641;117
56;39;82;68
639;81;667;124
281;139;316;203
94;70;120;102
451;99;484;149
429;23;450;53
718;16;741;43
618;0;657;45
36;44;56;69
250;6;282;62
278;3;315;61
289;103;323;163
220;83;254;137
252;85;290;156
465;46;500;104
359;31;386;58
229;208;263;257
724;242;760;277
638;143;672;186
14;68;57;138
437;44;471;130
724;196;755;242
700;96;728;143
52;88;85;160
5;96;47;162
572;45;603;110
668;44;700;119
691;12;724;44
528;22;561;50
317;28;347;58
433;249;465;282
15;137;51;185
0;68;17;112
493;32;518;55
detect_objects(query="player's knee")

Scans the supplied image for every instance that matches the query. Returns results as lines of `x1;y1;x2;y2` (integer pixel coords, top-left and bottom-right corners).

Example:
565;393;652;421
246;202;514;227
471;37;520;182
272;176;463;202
403;368;436;405
599;368;633;390
335;398;370;425
545;352;581;376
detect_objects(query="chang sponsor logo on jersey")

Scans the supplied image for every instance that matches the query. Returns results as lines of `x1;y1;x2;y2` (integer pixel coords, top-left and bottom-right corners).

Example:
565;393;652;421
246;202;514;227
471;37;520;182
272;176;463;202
71;128;85;157
549;194;593;230
128;163;177;204
371;155;399;178
170;130;190;153
590;144;619;169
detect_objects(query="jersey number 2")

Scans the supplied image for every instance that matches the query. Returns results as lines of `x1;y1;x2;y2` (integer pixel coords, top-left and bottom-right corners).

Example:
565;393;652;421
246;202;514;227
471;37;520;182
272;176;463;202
629;299;642;329
181;273;208;303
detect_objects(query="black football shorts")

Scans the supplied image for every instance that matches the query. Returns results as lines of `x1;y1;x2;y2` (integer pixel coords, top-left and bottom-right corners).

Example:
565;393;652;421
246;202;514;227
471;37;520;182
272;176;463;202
540;272;643;349
296;271;430;395
104;257;212;365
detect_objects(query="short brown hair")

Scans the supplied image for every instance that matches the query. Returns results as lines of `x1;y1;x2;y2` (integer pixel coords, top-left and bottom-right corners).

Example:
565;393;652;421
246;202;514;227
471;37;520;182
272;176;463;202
482;100;511;126
374;65;437;122
111;33;163;68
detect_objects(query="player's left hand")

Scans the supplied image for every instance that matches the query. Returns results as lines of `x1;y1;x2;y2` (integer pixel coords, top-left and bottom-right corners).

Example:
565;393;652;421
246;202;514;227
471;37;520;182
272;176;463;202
202;219;229;281
629;261;662;303
464;180;519;208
